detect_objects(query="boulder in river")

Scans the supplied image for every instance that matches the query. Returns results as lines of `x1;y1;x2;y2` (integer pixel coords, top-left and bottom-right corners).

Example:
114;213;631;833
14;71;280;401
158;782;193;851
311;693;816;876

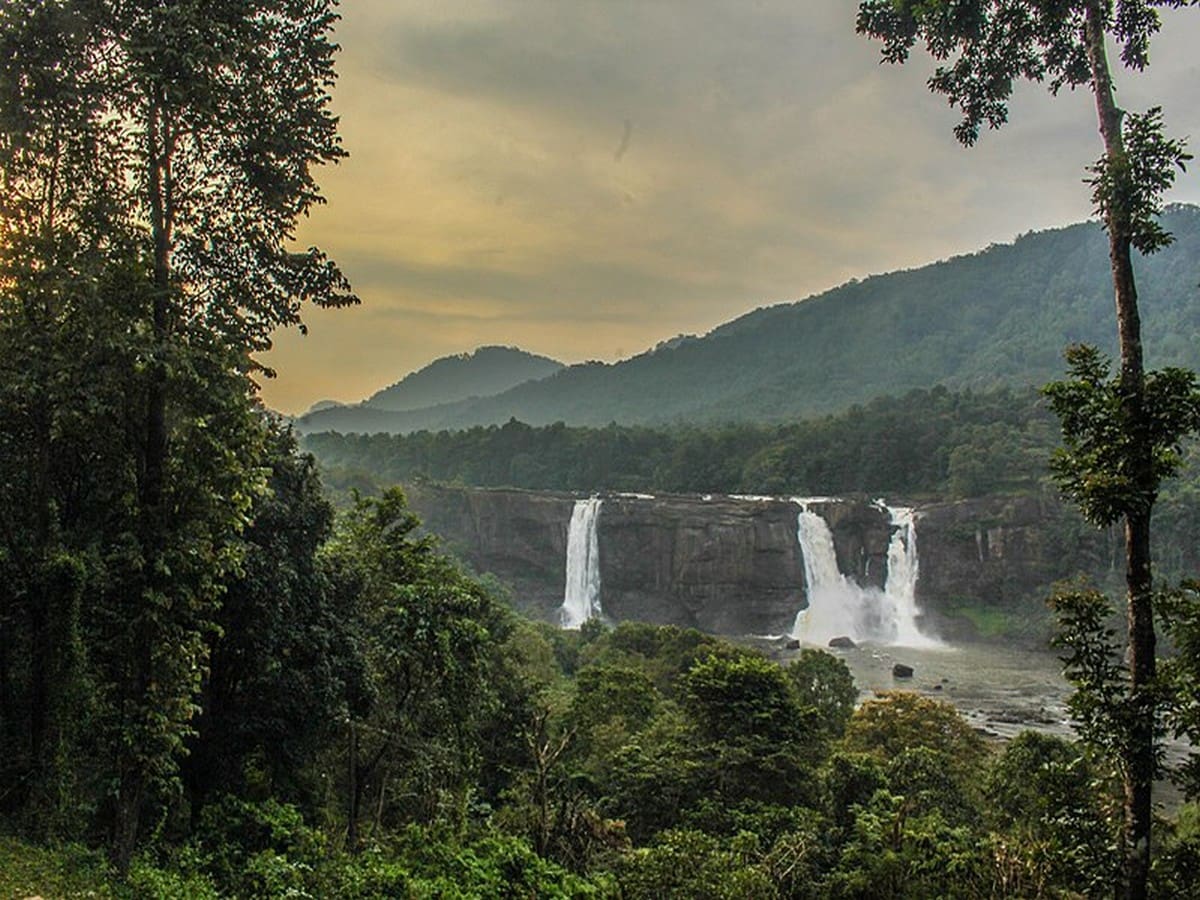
892;663;914;678
828;636;857;649
784;639;801;650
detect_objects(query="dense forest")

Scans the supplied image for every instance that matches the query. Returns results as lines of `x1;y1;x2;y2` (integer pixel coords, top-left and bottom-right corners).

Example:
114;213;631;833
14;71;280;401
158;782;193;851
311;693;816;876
5;470;1200;897
5;1;1200;897
303;386;1057;499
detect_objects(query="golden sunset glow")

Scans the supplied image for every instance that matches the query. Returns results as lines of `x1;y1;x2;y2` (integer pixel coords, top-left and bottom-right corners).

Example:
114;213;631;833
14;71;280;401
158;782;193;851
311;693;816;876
260;0;1200;414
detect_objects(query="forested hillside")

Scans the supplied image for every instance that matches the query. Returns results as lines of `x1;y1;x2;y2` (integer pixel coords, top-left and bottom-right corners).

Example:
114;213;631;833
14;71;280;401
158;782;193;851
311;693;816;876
299;206;1200;434
305;386;1055;499
295;346;564;431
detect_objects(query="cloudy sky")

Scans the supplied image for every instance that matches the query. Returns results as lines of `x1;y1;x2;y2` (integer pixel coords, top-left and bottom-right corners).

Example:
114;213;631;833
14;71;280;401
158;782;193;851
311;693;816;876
258;1;1200;414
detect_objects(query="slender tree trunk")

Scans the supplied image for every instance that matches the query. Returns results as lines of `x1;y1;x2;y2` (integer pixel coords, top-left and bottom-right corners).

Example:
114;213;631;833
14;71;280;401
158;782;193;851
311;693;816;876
0;611;12;738
28;602;47;768
111;91;174;877
1084;7;1155;898
144;93;170;513
347;720;359;852
112;768;144;875
29;325;54;809
1124;509;1155;898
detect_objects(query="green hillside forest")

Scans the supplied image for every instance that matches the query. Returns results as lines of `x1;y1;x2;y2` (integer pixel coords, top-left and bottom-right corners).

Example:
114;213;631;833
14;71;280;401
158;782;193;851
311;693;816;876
297;205;1200;434
362;345;564;412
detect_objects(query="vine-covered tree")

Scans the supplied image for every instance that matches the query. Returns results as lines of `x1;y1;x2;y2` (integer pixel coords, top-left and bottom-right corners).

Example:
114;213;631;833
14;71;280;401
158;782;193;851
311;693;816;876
0;0;354;867
856;2;1198;896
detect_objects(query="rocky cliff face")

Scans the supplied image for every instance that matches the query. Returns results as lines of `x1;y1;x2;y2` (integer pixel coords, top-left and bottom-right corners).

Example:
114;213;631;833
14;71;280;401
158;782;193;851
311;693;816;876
405;485;897;634
404;483;576;615
914;494;1119;638
807;499;892;590
404;483;1108;639
597;495;806;634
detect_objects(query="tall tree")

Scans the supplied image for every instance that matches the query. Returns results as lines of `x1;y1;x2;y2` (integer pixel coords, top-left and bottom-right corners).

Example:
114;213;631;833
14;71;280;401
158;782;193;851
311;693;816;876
182;423;354;822
0;0;355;866
855;2;1196;896
324;489;507;849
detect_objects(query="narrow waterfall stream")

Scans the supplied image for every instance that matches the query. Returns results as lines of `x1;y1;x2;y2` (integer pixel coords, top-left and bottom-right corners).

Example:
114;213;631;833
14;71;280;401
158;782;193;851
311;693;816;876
558;497;603;628
882;506;931;646
790;499;939;647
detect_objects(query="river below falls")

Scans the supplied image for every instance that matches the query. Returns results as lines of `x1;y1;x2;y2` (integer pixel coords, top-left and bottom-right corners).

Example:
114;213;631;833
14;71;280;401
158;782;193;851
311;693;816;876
747;636;1193;811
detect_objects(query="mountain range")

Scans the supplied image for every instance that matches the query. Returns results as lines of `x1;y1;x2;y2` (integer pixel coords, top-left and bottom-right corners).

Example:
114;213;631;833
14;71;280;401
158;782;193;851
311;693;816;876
297;346;563;432
295;205;1200;435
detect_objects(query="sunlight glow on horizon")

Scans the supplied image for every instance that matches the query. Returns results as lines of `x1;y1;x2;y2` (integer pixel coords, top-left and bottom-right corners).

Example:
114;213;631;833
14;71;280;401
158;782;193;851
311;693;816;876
258;0;1200;415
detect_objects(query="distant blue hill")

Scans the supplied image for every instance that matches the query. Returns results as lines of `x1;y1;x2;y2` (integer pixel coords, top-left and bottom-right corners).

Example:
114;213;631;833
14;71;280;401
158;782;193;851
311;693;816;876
297;346;563;432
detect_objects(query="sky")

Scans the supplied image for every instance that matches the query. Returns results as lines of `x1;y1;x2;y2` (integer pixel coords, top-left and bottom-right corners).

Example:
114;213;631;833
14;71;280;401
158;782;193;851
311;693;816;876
258;0;1200;415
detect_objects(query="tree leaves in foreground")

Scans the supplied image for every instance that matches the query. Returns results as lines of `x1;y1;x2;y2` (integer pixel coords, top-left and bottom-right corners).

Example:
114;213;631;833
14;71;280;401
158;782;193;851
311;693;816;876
0;0;354;867
857;2;1199;895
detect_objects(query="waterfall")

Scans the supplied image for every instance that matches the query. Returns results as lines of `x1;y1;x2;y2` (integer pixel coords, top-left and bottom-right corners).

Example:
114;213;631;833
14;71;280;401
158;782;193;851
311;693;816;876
883;506;932;646
790;499;939;647
559;497;602;629
791;505;864;642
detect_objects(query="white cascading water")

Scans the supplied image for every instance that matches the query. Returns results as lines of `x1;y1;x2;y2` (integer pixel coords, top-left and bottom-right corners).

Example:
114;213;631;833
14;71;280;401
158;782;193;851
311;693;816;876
790;499;939;647
559;497;603;628
882;506;933;646
791;505;863;642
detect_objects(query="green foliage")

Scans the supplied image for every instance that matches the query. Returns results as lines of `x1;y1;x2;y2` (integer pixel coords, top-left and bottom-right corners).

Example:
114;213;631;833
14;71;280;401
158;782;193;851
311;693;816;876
184;423;354;815
1044;345;1200;524
567;665;659;770
124;858;221;900
190;796;325;898
1156;581;1200;797
478;620;567;803
786;649;858;737
306;385;1058;499
823;790;990;900
984;731;1116;896
346;826;606;899
326;487;510;836
8;603;1188;899
855;1;1181;149
844;692;986;777
887;746;979;826
1151;802;1200;897
822;751;890;832
616;829;778;900
0;0;356;865
1050;587;1166;779
1088;107;1192;255
855;8;1199;894
578;621;723;697
0;835;117;898
603;707;704;843
683;653;811;746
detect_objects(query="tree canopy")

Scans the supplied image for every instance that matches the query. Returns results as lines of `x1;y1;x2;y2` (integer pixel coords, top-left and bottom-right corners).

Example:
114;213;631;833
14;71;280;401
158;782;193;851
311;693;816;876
857;2;1200;895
